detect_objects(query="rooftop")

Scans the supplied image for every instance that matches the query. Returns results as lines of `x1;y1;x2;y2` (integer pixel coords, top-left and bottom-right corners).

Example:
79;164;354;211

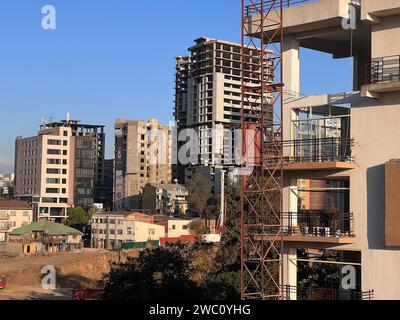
10;221;83;236
0;200;32;210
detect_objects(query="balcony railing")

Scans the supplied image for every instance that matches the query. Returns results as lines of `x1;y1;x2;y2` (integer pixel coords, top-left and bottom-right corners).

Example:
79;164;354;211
245;0;318;15
283;212;354;238
366;55;400;84
284;285;374;300
283;138;354;163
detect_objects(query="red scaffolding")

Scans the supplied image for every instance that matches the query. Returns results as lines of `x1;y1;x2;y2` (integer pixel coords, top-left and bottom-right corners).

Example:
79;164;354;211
241;0;284;300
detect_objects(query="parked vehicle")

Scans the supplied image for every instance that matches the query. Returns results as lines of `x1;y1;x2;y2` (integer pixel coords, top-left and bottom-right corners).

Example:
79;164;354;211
0;277;7;290
72;289;105;300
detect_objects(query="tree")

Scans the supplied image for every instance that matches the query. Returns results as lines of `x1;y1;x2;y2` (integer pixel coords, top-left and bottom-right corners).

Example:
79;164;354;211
66;206;89;227
187;173;214;218
104;245;201;300
201;178;242;300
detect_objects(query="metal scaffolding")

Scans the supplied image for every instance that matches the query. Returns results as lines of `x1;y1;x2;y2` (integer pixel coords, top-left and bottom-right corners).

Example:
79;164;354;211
241;0;284;300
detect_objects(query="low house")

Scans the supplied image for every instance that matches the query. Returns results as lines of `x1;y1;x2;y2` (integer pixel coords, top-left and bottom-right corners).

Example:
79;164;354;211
142;183;189;216
0;200;33;242
91;212;165;250
154;216;192;238
8;221;83;254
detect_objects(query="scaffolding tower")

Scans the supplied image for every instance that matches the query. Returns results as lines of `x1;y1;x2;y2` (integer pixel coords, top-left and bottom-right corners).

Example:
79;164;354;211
241;0;284;300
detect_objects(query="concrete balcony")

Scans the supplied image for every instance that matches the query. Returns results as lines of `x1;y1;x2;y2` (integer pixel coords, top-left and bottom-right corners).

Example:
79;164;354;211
244;0;369;57
281;211;356;245
361;55;400;98
361;0;400;23
284;285;374;300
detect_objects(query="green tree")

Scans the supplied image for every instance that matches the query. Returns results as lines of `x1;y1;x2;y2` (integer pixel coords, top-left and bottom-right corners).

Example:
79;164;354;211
187;173;214;218
104;245;201;300
66;206;89;226
201;178;241;300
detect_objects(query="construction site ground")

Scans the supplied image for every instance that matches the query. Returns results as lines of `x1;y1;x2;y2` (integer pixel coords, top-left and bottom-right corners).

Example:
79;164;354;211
0;248;139;300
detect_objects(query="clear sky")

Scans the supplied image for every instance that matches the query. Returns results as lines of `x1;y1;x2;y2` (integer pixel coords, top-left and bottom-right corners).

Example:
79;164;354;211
0;0;353;173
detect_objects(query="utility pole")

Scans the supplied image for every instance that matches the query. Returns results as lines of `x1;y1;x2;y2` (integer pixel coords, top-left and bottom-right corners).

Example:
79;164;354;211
220;170;226;228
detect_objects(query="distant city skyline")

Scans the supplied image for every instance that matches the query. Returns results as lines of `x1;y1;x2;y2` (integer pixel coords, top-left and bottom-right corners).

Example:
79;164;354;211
0;0;353;173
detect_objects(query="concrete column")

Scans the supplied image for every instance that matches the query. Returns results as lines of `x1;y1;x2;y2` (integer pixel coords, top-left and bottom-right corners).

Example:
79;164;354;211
282;36;300;156
283;36;300;96
282;245;298;300
282;177;298;299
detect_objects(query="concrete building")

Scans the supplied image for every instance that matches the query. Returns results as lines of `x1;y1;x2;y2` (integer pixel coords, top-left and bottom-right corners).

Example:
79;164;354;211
0;200;33;242
14;117;106;222
91;212;165;250
0;173;14;197
153;216;192;239
114;118;172;211
246;0;400;299
142;183;189;216
173;38;271;184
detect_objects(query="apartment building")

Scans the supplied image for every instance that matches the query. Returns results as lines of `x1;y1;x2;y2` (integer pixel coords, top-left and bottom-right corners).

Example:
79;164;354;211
142;183;189;216
245;0;400;300
173;37;271;184
14;117;106;222
91;212;165;250
114;118;172;211
0;200;33;242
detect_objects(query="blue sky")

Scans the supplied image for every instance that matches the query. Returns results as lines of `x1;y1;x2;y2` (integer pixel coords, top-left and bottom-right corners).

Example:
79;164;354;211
0;0;353;172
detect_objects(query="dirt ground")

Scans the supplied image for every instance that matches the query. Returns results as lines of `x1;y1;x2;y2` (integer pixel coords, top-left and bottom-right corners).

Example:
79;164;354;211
0;248;139;300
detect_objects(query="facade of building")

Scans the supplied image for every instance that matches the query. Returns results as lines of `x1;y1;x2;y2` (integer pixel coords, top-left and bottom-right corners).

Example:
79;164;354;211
0;200;33;242
114;118;172;211
245;0;400;299
0;173;14;197
153;216;192;238
14;117;105;222
142;183;189;216
91;212;165;250
94;159;114;211
173;37;270;186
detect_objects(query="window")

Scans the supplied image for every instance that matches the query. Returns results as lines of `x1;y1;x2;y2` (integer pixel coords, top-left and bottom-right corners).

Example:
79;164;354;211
149;228;155;235
63;159;67;165
47;149;61;155
46;178;60;184
109;219;116;224
63;150;67;156
63;140;68;146
46;188;59;194
127;227;132;236
47;168;60;174
117;230;123;235
63;131;68;137
47;159;61;165
62;169;67;175
182;225;188;230
172;225;176;230
61;188;66;194
110;229;115;235
23;211;30;217
48;139;61;145
9;211;16;217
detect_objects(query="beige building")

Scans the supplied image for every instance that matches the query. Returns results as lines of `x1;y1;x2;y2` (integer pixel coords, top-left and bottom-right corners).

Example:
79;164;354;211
173;38;271;184
14;117;105;222
245;0;400;300
154;216;192;238
91;212;165;250
142;183;189;216
114;118;172;210
0;200;33;242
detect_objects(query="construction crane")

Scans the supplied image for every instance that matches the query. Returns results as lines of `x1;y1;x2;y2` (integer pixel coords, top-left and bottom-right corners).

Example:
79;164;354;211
240;0;284;300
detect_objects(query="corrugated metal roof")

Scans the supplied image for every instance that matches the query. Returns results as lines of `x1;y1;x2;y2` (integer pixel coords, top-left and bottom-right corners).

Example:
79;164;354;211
10;221;83;236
